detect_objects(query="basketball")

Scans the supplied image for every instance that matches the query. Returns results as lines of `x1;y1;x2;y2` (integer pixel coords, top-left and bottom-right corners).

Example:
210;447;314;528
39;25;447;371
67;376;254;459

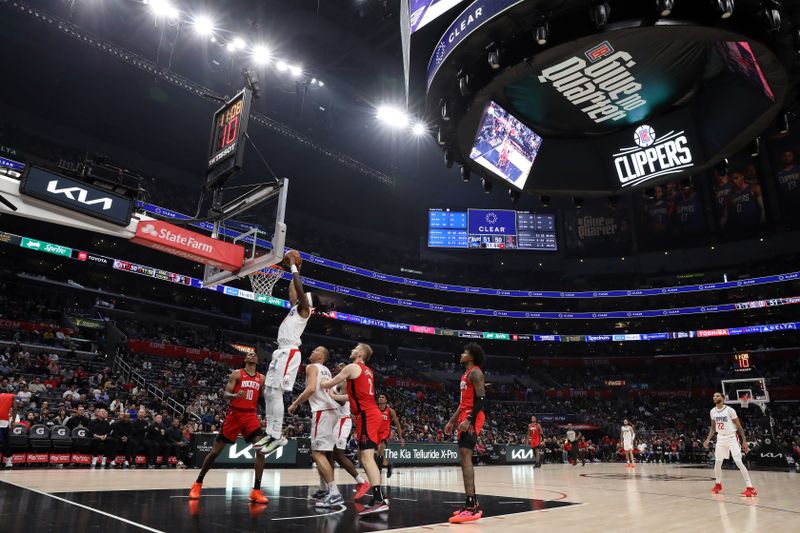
284;250;302;269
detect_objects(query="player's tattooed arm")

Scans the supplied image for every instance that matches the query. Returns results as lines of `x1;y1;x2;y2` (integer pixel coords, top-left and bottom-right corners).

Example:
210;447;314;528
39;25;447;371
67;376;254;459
703;420;716;448
733;417;750;453
222;370;243;400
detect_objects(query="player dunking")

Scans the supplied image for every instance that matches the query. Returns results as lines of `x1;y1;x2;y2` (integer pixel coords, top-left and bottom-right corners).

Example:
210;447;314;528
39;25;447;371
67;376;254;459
528;416;544;468
704;392;757;496
376;393;405;479
321;343;388;515
445;343;486;524
287;346;344;508
189;351;269;504
256;250;313;454
621;419;636;468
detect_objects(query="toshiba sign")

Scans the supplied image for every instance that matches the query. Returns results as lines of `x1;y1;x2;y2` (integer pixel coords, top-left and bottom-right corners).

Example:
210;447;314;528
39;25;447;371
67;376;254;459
130;220;244;272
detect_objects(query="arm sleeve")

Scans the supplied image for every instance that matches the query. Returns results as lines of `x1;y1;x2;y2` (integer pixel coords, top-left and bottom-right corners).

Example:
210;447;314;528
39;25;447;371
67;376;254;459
468;396;485;424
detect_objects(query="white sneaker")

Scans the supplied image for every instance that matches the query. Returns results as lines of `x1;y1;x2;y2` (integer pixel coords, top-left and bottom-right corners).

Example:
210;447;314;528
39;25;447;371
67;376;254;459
260;437;288;455
315;492;344;508
252;435;273;450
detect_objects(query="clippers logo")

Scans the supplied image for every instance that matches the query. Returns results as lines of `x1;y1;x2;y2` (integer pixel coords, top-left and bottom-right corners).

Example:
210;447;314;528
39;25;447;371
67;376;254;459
46;180;113;210
585;41;614;62
538;46;646;124
614;125;694;187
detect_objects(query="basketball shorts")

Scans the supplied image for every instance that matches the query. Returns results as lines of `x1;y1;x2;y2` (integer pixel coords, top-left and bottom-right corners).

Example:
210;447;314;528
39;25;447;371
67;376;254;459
457;410;485;451
219;408;262;444
531;437;541;449
715;434;742;461
623;438;634;452
378;419;391;444
265;347;301;391
335;416;352;450
355;408;383;450
310;409;338;452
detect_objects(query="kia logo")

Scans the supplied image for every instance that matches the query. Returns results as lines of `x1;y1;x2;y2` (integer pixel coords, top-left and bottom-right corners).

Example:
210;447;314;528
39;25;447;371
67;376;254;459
47;180;113;210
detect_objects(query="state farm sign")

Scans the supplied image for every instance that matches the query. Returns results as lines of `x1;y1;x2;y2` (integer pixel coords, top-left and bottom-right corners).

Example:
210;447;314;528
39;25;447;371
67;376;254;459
130;220;244;272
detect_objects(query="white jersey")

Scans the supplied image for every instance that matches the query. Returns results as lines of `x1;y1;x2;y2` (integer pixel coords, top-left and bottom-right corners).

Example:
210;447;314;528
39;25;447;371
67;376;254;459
710;405;738;437
621;425;634;441
334;383;351;417
308;364;338;412
277;305;309;348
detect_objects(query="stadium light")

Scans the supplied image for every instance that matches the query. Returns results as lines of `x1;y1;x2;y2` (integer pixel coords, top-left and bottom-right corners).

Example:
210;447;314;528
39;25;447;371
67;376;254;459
540;194;551;207
289;65;303;78
509;189;520;203
716;0;734;19
232;37;246;51
486;43;501;70
444;149;455;169
482;177;493;194
149;0;180;20
276;60;288;72
411;122;427;136
226;42;236;53
573;197;584;209
534;22;549;45
318;80;324;87
377;105;409;128
252;45;271;65
657;0;674;17
591;2;611;28
193;15;215;36
460;165;470;182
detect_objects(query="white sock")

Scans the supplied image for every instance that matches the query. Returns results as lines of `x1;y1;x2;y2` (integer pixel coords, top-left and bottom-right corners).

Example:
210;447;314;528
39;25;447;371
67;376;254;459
714;459;723;484
319;474;327;491
732;455;753;487
92;457;97;465
355;475;366;484
327;481;339;496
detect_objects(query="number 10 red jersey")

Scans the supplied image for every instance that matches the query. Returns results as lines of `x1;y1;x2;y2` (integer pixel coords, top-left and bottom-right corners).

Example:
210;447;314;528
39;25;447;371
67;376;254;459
230;369;264;411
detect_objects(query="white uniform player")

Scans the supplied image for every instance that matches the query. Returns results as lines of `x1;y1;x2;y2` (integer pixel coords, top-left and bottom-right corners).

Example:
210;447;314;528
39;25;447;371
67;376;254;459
308;363;340;452
334;382;353;451
621;419;636;466
704;392;756;496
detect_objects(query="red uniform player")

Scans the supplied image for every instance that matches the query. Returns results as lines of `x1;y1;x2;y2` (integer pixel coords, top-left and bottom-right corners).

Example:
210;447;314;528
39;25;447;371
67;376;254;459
528;415;544;468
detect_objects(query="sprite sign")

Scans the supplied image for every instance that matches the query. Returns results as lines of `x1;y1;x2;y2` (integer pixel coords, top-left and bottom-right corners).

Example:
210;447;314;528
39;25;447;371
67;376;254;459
21;238;72;258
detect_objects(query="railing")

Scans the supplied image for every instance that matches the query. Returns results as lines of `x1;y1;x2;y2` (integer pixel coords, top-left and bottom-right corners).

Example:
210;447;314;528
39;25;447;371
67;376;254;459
113;354;197;421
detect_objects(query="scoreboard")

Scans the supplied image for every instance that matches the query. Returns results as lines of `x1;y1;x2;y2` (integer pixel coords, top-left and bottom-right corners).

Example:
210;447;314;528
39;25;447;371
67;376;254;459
428;208;557;250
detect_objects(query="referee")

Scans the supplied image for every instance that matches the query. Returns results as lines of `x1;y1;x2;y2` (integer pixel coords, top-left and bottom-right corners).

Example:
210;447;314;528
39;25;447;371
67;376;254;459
565;423;583;466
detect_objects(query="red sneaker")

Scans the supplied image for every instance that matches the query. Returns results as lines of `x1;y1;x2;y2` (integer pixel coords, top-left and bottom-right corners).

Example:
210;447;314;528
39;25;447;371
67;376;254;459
189;482;203;500
711;483;722;494
354;481;372;500
449;506;483;523
740;487;757;497
249;489;270;504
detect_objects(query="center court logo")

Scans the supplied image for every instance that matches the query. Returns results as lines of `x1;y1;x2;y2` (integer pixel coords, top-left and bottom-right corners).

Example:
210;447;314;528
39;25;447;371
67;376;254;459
614;124;694;188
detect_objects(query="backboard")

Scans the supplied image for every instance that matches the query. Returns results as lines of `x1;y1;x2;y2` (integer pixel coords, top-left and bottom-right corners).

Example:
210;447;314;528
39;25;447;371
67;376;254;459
721;376;769;413
202;178;288;288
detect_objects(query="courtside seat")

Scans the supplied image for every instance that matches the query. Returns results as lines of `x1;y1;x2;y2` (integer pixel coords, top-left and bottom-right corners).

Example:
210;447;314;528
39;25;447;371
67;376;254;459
72;426;92;453
51;425;72;453
8;425;29;464
29;424;51;453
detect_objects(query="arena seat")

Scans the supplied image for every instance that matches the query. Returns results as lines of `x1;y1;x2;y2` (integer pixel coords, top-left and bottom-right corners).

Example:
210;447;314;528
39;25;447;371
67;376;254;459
8;425;29;463
29;424;51;453
71;426;92;453
50;424;73;453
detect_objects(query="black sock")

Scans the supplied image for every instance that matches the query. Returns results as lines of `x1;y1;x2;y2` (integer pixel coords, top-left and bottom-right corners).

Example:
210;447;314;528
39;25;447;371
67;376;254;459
196;472;206;483
371;485;384;503
254;474;262;490
466;495;477;508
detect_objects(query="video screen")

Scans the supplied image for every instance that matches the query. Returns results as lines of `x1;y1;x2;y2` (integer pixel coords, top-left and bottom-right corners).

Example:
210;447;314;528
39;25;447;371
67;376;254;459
470;101;542;189
409;0;467;33
428;208;557;250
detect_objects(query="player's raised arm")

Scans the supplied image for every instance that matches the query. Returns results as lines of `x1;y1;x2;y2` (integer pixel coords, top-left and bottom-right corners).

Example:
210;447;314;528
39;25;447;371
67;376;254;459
285;252;311;318
288;364;318;416
222;370;243;400
321;363;358;389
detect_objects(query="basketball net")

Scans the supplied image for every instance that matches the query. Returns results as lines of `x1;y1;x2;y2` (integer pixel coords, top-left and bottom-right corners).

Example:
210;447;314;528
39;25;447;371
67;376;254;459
248;264;284;298
739;396;751;409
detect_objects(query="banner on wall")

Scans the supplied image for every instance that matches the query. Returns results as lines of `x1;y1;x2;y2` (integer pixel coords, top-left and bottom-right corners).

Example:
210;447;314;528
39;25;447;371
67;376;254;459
384;443;461;465
711;150;767;233
383;377;445;391
636;178;708;246
0;319;74;336
128;339;243;365
767;129;800;220
563;196;632;256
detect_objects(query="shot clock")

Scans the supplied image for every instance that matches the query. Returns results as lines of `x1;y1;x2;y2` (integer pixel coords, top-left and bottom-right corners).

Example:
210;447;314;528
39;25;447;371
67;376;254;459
206;88;252;188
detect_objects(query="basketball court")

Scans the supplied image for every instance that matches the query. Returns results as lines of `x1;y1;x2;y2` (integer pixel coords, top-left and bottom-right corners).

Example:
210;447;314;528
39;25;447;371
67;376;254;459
1;463;797;532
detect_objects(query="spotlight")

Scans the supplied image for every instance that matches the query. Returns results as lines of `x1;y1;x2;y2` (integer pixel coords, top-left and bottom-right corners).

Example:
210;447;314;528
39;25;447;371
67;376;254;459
289;65;303;78
252;45;270;65
779;112;790;134
680;177;693;191
226;42;236;53
644;187;656;200
457;71;471;96
591;2;611;28
232;37;246;51
534;22;549;45
193;15;214;36
412;122;427;136
317;80;324;87
715;158;729;176
762;2;781;31
540;194;551;207
460;165;470;182
509;189;520;203
573;197;584;209
444;149;454;169
657;0;674;17
377;105;409;128
149;0;179;19
276;61;288;72
486;43;501;70
482;177;493;194
241;68;261;99
436;126;447;146
440;99;453;121
749;137;761;157
715;0;734;20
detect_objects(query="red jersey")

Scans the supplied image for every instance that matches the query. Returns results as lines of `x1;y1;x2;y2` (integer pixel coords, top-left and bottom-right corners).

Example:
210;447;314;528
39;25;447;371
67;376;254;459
0;393;14;427
529;423;541;441
458;366;481;412
348;362;378;415
229;369;264;411
379;405;391;431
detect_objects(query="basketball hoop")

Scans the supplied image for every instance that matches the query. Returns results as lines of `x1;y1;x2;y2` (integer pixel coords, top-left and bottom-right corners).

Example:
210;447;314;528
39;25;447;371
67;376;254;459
248;264;284;298
739;396;751;409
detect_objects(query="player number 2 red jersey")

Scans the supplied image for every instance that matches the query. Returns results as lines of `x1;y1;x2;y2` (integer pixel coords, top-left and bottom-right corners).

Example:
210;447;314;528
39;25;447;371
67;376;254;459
459;366;480;412
348;362;378;415
229;370;264;410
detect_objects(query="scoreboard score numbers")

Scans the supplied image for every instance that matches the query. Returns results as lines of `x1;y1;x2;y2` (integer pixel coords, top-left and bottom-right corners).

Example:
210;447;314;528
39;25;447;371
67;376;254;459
733;352;751;373
207;88;252;188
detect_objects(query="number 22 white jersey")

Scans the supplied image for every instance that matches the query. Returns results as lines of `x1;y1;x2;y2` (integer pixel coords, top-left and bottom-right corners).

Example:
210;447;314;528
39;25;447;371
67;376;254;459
621;426;633;440
710;405;738;437
277;305;309;348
